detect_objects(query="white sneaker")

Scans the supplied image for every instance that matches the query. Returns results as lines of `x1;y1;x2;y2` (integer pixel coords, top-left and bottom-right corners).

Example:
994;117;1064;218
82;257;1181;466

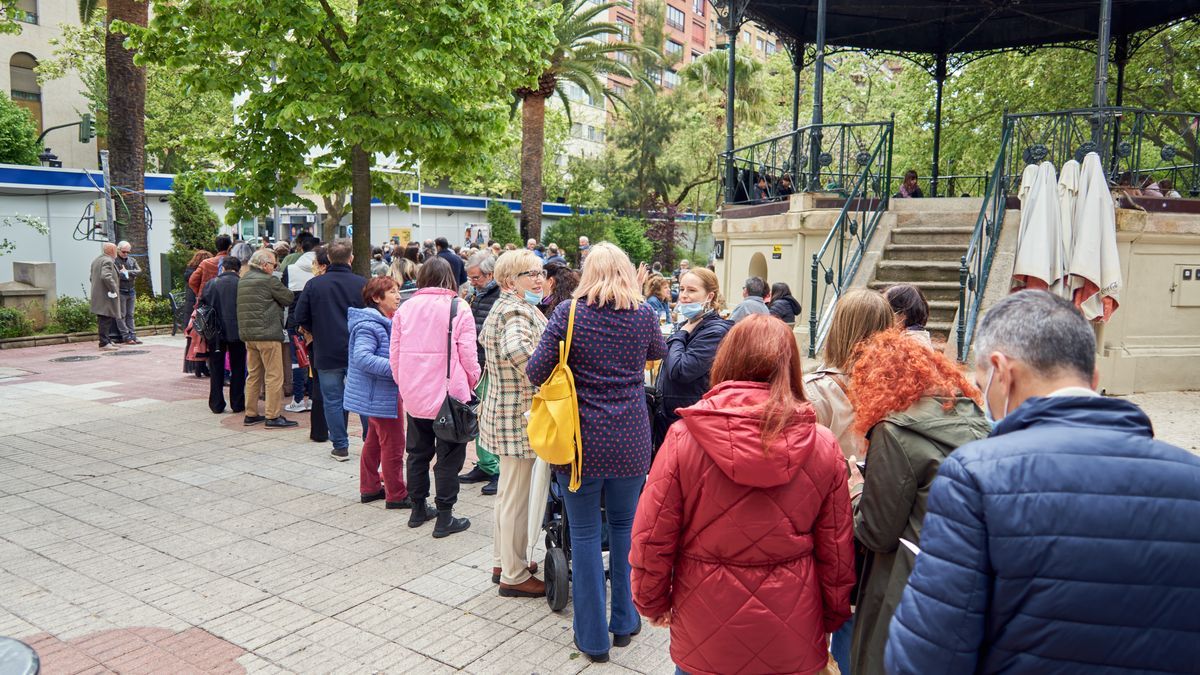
284;400;308;413
99;343;119;351
304;399;313;411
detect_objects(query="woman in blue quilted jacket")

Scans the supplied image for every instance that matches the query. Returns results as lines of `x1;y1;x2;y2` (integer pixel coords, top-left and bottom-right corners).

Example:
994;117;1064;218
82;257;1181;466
345;276;411;509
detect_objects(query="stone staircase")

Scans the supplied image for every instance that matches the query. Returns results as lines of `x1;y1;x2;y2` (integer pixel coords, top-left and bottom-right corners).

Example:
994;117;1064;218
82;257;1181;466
867;201;981;343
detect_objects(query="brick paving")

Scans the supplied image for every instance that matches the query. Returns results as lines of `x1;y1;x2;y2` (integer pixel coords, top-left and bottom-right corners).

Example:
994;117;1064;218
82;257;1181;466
0;336;1195;673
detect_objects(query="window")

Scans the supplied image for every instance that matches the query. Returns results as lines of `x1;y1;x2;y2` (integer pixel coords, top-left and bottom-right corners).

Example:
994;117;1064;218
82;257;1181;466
614;50;632;65
9;53;41;133
571;122;584;138
663;69;680;89
15;0;36;24
756;37;765;51
665;40;683;58
743;31;751;43
616;18;632;41
765;41;777;55
692;20;705;44
691;50;703;63
650;68;662;86
666;5;685;30
693;0;705;15
610;82;628;97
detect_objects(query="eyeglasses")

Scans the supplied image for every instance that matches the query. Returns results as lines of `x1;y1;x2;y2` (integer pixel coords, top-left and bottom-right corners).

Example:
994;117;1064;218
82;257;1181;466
516;270;546;279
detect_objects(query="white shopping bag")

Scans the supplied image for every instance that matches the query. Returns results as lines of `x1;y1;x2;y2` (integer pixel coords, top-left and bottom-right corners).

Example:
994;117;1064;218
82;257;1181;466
526;458;552;561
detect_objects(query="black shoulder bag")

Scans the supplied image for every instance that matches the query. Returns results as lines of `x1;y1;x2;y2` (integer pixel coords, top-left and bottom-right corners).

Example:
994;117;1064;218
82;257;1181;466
432;298;480;443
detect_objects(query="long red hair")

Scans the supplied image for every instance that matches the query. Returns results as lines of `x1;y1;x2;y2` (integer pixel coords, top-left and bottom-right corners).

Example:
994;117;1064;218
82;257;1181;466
709;314;807;449
849;328;981;435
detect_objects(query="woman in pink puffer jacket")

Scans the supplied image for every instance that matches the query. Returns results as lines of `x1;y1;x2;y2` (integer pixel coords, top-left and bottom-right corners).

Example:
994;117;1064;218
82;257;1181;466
389;256;480;538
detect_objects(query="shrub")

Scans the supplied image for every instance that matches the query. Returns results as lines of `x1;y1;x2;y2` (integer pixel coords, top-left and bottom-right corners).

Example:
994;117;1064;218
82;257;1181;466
541;212;616;265
610;216;654;266
486;200;521;247
0;307;34;339
50;296;95;333
135;295;174;326
0;97;39;165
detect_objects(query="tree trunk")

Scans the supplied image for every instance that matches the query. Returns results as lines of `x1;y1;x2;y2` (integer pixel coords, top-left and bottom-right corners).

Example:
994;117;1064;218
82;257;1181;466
350;144;371;277
106;0;149;293
320;191;346;243
519;93;547;242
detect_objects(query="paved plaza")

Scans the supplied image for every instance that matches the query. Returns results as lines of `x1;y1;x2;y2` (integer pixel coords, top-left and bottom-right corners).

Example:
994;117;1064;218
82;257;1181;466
0;336;1195;674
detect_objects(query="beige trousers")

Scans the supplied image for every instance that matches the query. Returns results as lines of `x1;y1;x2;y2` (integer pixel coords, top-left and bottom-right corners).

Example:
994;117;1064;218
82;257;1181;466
492;455;536;585
245;341;284;419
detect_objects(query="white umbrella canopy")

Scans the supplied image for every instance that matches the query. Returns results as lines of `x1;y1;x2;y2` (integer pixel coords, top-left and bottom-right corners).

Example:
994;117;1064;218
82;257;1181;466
1068;153;1122;322
1057;158;1081;297
1012;161;1067;293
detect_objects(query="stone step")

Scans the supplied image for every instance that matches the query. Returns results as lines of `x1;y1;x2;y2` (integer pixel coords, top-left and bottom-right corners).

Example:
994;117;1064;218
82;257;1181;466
883;243;968;262
875;260;962;283
890;227;975;246
868;280;962;302
894;212;981;228
928;300;958;323
928;321;955;339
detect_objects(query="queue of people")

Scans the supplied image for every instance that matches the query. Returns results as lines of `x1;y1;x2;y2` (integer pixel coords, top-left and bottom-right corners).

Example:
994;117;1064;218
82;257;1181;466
155;229;1200;674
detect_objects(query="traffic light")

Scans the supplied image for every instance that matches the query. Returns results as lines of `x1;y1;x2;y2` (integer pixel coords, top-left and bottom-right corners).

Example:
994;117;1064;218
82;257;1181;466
79;113;95;143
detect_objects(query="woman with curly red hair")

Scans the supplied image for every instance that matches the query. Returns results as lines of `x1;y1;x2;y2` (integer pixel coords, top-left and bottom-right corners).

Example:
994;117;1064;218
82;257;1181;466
847;328;990;675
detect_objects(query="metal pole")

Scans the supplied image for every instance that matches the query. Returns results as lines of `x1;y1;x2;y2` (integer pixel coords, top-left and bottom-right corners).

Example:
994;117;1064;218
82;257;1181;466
100;149;116;242
809;0;827;191
1094;0;1112;109
931;54;947;198
723;12;739;204
1110;34;1129;173
791;45;802;183
416;159;423;234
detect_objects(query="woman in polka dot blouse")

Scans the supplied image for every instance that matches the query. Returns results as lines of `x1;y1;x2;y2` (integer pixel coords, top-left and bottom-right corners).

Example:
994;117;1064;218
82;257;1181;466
527;242;667;662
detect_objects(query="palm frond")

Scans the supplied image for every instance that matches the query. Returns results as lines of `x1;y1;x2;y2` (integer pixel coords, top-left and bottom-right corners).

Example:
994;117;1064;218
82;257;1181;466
78;0;101;22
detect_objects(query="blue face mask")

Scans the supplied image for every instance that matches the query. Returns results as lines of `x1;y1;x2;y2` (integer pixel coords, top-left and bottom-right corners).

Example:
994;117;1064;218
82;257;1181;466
523;290;543;305
981;364;1008;427
677;302;705;320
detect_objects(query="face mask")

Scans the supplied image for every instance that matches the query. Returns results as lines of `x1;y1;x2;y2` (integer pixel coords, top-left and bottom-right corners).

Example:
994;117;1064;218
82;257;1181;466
677;302;705;320
523;290;543;305
981;364;1010;426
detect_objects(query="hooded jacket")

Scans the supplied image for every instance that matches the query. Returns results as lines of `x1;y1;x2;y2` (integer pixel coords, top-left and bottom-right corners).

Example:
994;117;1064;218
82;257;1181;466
631;381;855;675
851;396;990;675
886;396;1200;674
655;313;732;428
769;294;803;325
389;288;480;419
344;307;400;419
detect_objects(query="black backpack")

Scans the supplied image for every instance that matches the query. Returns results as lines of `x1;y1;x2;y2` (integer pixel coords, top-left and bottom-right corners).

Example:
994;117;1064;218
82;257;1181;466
193;302;222;345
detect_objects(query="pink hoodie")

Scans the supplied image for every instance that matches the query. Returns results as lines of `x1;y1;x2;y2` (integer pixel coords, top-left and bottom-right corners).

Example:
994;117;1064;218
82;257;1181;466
389;288;481;419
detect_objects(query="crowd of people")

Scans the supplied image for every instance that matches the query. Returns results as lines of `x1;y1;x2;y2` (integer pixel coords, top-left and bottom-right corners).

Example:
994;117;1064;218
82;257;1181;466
85;229;1200;673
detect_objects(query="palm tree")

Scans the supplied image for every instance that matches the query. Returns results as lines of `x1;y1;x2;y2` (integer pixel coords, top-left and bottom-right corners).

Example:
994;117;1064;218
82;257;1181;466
681;50;769;128
517;0;646;241
81;0;150;292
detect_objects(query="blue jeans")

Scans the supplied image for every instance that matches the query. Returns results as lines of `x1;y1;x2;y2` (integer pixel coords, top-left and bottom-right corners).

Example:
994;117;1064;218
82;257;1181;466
831;613;854;674
318;368;349;450
557;473;644;655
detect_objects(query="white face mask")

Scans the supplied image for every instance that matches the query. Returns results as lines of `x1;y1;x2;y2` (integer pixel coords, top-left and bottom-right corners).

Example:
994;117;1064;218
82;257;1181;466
981;364;1010;426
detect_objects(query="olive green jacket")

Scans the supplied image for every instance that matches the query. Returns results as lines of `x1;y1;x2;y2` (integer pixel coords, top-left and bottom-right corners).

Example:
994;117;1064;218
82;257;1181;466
850;396;990;675
235;268;293;342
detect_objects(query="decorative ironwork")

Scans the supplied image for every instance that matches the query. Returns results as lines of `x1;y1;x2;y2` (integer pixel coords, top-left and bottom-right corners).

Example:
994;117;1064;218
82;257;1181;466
855;150;871;167
1161;145;1177;161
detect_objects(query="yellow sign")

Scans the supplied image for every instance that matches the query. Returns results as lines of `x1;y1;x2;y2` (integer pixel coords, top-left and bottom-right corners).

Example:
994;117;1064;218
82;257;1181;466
389;227;413;246
772;244;782;260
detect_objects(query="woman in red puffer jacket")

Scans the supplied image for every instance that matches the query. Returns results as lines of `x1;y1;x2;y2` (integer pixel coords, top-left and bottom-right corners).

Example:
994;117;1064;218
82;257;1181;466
631;314;854;675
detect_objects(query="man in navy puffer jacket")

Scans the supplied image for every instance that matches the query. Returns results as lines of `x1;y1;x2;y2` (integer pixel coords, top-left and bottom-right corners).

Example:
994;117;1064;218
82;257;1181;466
886;290;1200;674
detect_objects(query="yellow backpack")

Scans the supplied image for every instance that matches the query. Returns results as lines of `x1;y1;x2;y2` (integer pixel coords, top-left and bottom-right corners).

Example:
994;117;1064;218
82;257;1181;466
528;299;582;491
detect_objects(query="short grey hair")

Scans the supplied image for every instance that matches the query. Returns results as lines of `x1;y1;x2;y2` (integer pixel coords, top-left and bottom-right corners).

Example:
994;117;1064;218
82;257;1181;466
248;248;276;272
117;240;131;251
466;252;495;275
974;290;1095;380
743;277;768;298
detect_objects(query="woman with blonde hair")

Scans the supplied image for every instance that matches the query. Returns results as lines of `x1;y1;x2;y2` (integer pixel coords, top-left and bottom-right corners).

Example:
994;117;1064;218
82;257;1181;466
388;256;418;301
527;242;667;662
479;249;548;598
652;267;731;450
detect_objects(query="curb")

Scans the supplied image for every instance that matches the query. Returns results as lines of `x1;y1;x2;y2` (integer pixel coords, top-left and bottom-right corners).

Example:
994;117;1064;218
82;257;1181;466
0;325;176;350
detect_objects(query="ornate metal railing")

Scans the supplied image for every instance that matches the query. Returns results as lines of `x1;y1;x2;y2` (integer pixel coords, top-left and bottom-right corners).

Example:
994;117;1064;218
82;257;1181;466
807;119;894;356
720;121;894;206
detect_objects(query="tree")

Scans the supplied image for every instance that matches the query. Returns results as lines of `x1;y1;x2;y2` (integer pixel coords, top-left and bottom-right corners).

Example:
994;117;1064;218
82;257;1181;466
542;212;617;265
169;178;220;251
610;215;653;265
0;96;39;165
487;201;521;247
517;0;645;242
442;108;571;200
127;0;557;277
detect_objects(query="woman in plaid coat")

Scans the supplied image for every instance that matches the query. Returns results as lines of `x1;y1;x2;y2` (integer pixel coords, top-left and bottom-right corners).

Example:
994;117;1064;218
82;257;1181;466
479;249;549;598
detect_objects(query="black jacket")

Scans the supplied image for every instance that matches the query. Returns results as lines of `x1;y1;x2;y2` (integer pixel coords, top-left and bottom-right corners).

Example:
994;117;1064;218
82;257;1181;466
294;264;366;371
438;249;467;286
656;313;732;426
203;271;241;343
770;294;803;325
470;281;501;367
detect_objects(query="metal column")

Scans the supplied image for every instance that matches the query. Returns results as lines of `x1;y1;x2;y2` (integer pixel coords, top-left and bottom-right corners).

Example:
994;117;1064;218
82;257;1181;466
1094;0;1113;108
723;9;740;204
931;54;947;198
809;0;827;191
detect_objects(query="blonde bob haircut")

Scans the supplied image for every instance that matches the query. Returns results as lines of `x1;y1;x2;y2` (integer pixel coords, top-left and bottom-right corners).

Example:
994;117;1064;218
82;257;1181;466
573;242;643;310
822;288;894;372
493;249;542;289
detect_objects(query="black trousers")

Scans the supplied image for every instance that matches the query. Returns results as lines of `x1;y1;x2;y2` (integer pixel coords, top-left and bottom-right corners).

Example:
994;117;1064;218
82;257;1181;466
207;340;246;413
97;315;119;346
405;416;467;510
309;358;328;443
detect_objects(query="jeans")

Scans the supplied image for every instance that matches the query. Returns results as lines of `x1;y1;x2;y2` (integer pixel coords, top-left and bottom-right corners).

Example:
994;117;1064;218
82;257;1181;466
120;293;136;340
405;416;467;510
318;368;350;450
207;340;246;413
288;330;310;402
831;614;854;674
557;473;644;655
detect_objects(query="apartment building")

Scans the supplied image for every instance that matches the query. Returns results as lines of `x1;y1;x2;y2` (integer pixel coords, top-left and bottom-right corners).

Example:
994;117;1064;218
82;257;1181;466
3;0;96;168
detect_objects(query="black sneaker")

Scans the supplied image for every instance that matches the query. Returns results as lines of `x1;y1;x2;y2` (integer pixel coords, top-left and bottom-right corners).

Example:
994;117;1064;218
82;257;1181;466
574;637;609;663
481;475;498;496
331;447;349;462
458;465;491;483
243;415;266;426
360;490;385;504
612;623;641;648
265;416;298;428
386;498;415;509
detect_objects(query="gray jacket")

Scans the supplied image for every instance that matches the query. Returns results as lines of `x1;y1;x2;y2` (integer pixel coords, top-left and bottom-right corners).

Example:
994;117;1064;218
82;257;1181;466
730;295;770;323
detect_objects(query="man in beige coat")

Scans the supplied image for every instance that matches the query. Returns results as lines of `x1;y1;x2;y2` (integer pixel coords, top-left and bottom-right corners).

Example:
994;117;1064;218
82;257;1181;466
89;242;123;351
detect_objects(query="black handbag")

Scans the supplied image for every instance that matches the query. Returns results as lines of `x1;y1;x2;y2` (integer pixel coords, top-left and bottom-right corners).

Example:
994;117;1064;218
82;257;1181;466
432;298;479;444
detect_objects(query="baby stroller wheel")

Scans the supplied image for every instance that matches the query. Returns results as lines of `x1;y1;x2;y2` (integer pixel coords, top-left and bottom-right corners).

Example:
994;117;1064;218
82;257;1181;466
545;547;569;612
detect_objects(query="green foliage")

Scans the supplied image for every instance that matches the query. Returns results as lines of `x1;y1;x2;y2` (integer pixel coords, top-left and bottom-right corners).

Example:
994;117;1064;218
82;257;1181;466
540;211;651;264
135;295;174;326
486;201;521;247
0;0;28;34
0;97;40;165
441;108;571;199
0;307;34;339
169;178;220;251
164;247;195;292
609;216;653;265
49;296;95;334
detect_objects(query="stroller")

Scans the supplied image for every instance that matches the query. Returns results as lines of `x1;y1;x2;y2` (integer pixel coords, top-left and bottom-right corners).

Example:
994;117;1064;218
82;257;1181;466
538;464;609;612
